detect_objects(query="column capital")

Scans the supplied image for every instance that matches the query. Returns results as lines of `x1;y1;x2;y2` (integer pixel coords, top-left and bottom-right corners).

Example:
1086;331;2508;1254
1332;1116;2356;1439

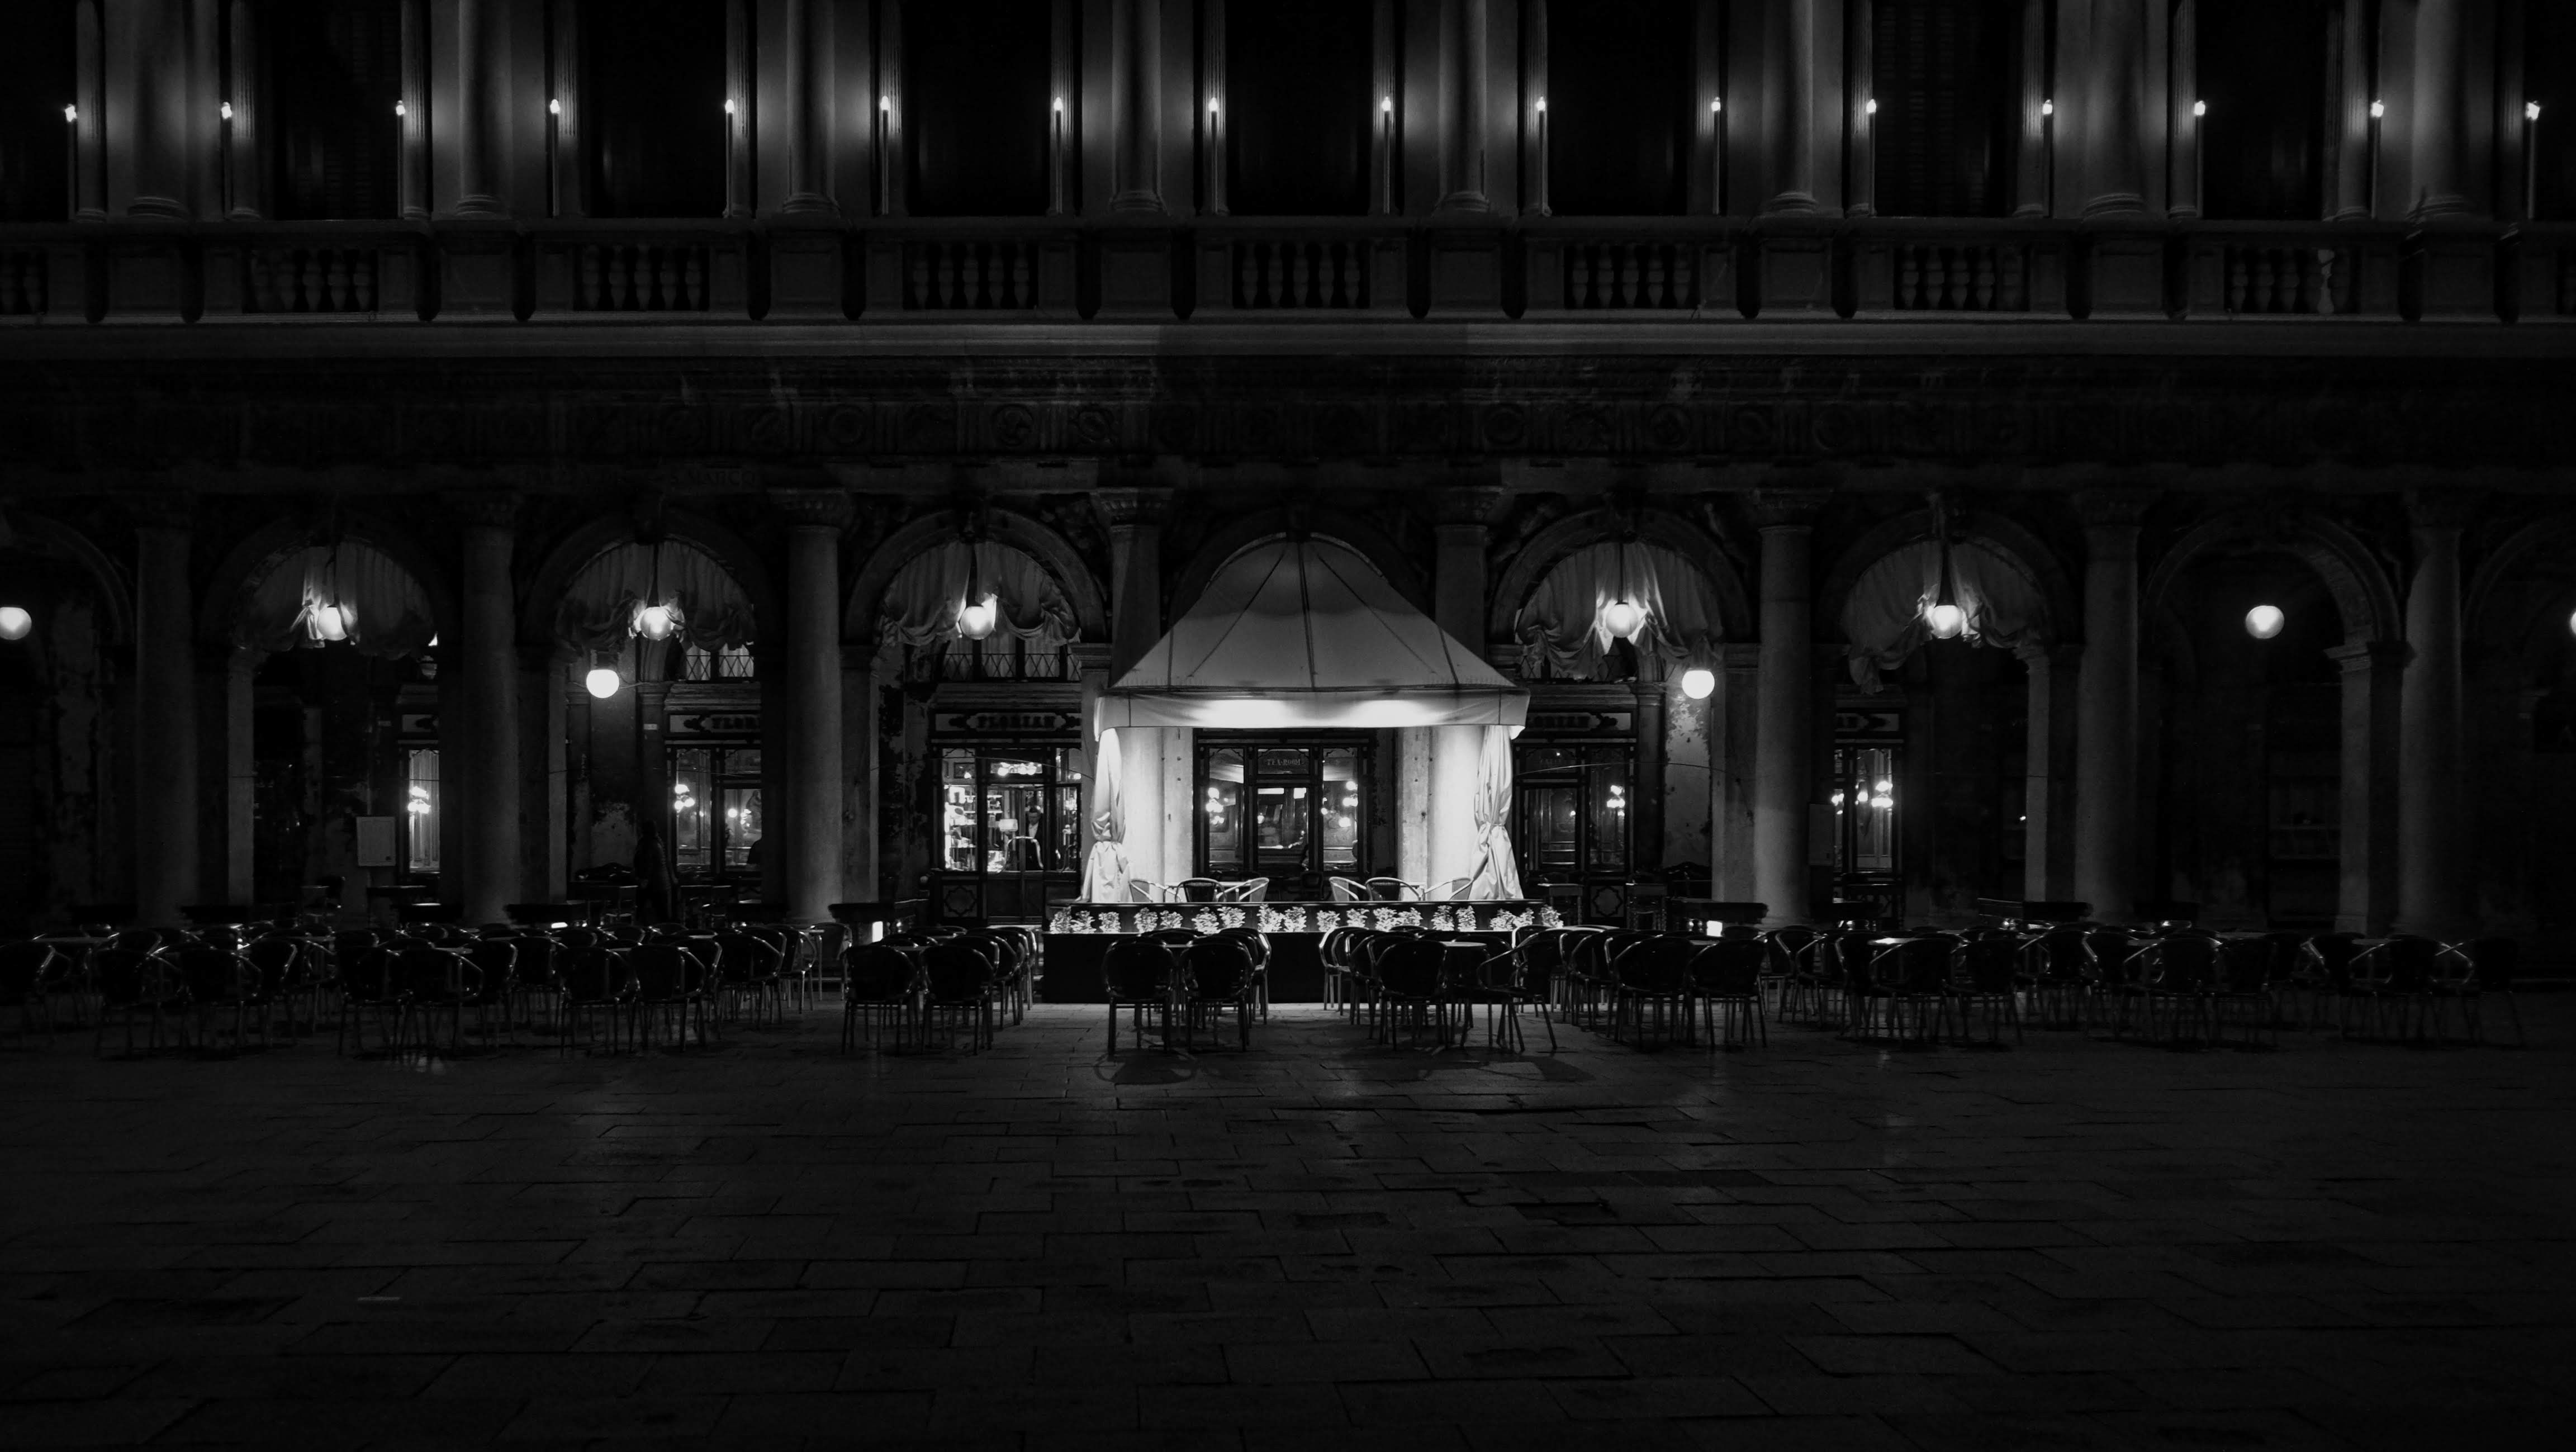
2404;489;2482;534
2072;488;2157;530
1433;485;1508;529
2328;640;2412;673
124;491;196;533
1748;488;1831;530
1093;487;1171;531
443;492;520;530
769;488;855;530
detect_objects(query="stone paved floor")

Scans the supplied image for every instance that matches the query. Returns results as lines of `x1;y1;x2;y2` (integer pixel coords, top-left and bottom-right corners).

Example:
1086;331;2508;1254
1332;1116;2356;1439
1;996;2570;1450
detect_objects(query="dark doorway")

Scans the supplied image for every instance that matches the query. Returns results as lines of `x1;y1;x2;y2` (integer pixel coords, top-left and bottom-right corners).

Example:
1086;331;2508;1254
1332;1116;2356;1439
1198;737;1372;900
1546;0;1692;216
902;0;1051;216
1225;0;1374;215
265;0;403;220
0;0;75;221
2199;1;2328;220
582;0;728;217
1872;0;2017;217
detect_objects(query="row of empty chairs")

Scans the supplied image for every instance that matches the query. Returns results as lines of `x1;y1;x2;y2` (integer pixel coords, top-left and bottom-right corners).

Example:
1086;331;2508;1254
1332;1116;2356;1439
1096;929;1269;1051
838;925;1042;1054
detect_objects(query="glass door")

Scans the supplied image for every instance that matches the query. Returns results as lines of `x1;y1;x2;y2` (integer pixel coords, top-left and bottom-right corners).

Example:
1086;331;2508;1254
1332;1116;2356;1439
1830;744;1900;921
937;746;1084;920
1197;736;1370;899
1514;743;1631;921
670;746;764;885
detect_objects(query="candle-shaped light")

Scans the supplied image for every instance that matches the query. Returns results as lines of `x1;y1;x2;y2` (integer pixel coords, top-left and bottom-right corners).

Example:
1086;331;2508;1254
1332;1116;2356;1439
2192;99;2205;216
2528;102;2544;221
2041;98;2055;215
1050;94;1065;216
877;93;891;215
1206;95;1223;214
1533;96;1547;216
2369;99;2385;216
1709;96;1724;215
1379;94;1394;215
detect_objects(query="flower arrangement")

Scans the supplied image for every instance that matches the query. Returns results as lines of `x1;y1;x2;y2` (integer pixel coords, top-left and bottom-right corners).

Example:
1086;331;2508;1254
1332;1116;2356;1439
1190;908;1222;935
1539;906;1565;928
1220;906;1247;930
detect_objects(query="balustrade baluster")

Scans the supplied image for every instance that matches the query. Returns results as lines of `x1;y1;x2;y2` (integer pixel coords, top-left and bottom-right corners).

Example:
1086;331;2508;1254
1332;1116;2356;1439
1972;248;1994;310
2002;248;2025;310
2226;250;2247;313
358;253;378;312
326;250;350;311
1012;245;1032;307
1897;247;1919;309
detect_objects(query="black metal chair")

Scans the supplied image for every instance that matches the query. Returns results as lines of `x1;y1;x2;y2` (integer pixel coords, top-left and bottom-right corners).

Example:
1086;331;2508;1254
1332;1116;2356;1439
0;941;65;1046
839;943;920;1052
921;938;1000;1052
394;945;481;1055
175;945;269;1054
1213;927;1269;1019
1941;935;2024;1045
1370;935;1451;1047
2455;938;2525;1046
2019;928;2095;1030
629;942;713;1051
1458;933;1555;1054
1688;938;1768;1048
2345;936;2456;1043
2215;935;2290;1047
2128;934;2221;1044
93;946;189;1057
1102;938;1179;1054
555;946;637;1055
1182;936;1259;1050
1856;934;1949;1042
1607;934;1695;1048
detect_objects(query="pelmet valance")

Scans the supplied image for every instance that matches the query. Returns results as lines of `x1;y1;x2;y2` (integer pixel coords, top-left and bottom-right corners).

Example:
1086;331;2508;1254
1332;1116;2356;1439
556;541;757;650
878;542;1078;660
1514;540;1724;678
1841;538;2048;691
233;542;437;658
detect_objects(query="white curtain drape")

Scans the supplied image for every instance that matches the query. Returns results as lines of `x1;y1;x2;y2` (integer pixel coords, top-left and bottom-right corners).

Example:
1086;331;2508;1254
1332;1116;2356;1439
1080;726;1130;903
1514;540;1725;678
878;542;1078;667
556;540;757;649
1840;539;2049;690
234;542;437;657
1467;723;1522;900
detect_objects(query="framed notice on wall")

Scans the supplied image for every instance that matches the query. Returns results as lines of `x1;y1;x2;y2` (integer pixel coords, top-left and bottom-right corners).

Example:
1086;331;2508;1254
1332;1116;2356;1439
354;816;397;868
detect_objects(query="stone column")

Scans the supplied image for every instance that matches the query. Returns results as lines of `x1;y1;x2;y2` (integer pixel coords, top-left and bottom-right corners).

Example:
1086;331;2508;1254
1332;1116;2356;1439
453;497;520;924
779;0;833;213
521;644;568;903
1633;661;1667;874
2011;0;2051;216
108;0;194;217
2165;0;2198;219
775;492;852;923
1432;485;1502;647
2072;490;2150;922
224;0;263;219
132;502;198;925
1097;488;1169;681
225;648;259;905
1436;0;1489;212
2397;496;2468;936
399;0;430;220
2331;641;2404;936
451;0;504;216
2074;0;2152;216
1715;642;1762;902
1752;491;1826;927
1764;0;1820;213
1110;0;1164;212
2407;0;2474;218
2330;0;2373;219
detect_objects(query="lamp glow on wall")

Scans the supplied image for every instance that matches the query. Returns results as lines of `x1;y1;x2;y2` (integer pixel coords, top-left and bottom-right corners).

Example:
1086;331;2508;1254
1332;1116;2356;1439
2245;604;2285;640
0;605;31;642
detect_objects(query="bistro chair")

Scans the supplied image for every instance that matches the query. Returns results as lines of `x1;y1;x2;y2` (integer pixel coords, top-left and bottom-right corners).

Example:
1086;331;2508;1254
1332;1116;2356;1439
1102;938;1178;1054
1421;877;1472;902
1176;877;1223;903
395;944;481;1056
1182;937;1259;1050
2345;936;2456;1043
93;946;191;1057
2020;928;2096;1030
921;939;1002;1052
839;943;920;1052
1856;935;1948;1042
2455;938;2525;1046
1318;927;1372;1017
1370;935;1452;1047
335;943;407;1056
0;941;66;1046
1687;938;1768;1049
175;944;271;1054
243;936;316;1039
715;931;786;1026
2214;935;2291;1047
1941;936;2024;1046
1127;879;1168;904
1212;927;1270;1018
1455;932;1553;1054
555;945;638;1055
1607;934;1695;1048
1220;877;1270;904
1364;877;1420;902
1327;876;1368;903
629;943;714;1051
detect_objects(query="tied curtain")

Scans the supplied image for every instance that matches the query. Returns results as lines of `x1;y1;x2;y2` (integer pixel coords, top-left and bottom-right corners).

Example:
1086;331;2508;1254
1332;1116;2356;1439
1079;727;1130;903
1468;724;1522;900
1841;538;2048;690
878;542;1078;663
1514;540;1724;678
234;542;437;657
556;540;757;649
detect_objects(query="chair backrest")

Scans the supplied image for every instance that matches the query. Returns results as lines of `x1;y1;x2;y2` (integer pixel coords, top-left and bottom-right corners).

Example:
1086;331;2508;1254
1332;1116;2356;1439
1373;936;1446;995
0;941;58;997
1177;878;1222;903
1102;938;1176;1000
1610;934;1696;993
1762;925;1819;975
175;946;249;1002
628;943;695;999
1184;938;1255;999
1327;876;1367;903
1365;877;1418;901
506;934;559;986
2024;929;2093;981
1955;935;2019;991
243;936;302;988
2217;935;2276;991
1689;938;1767;995
841;944;917;1002
1213;926;1269;966
2084;930;2143;979
1146;928;1198;947
2148;934;2219;990
397;945;474;999
467;939;518;993
91;946;165;1004
1232;877;1270;903
1127;879;1164;903
923;940;995;1001
1422;877;1472;902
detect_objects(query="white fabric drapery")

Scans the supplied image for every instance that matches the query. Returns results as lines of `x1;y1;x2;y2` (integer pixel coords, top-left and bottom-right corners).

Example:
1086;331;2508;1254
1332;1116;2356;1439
234;542;437;657
1102;538;1527;729
1467;724;1522;900
1514;540;1725;678
1840;538;2049;690
877;542;1078;671
1079;727;1131;904
556;540;757;649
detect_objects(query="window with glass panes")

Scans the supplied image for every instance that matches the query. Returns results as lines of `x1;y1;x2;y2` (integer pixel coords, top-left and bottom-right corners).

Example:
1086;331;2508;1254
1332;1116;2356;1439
1197;739;1368;893
404;748;440;873
1513;744;1631;881
938;747;1083;877
1831;744;1899;876
669;746;763;879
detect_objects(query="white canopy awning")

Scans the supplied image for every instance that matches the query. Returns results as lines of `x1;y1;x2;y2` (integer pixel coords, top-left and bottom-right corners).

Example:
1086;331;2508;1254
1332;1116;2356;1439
1099;537;1529;731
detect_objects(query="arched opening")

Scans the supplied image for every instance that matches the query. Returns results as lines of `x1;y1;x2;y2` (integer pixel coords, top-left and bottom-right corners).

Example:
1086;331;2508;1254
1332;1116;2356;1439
872;538;1085;922
1837;534;2056;925
0;534;121;932
553;539;761;918
2147;548;2346;929
1511;538;1728;921
228;539;440;917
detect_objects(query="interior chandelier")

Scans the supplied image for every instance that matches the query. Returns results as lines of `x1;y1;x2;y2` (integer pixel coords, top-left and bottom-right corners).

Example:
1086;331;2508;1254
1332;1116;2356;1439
955;541;997;640
1598;536;1648;643
630;541;682;642
306;540;353;643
